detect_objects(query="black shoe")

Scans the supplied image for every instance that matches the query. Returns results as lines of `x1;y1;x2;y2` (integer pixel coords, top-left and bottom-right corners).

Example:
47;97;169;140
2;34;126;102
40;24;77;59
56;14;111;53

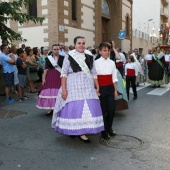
101;135;110;140
46;110;53;116
101;131;110;140
79;135;91;143
133;96;137;100
18;98;25;102
108;129;116;136
69;135;76;138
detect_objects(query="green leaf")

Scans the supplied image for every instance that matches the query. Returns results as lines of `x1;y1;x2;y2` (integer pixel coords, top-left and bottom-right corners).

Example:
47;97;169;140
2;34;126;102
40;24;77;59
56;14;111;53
0;0;45;43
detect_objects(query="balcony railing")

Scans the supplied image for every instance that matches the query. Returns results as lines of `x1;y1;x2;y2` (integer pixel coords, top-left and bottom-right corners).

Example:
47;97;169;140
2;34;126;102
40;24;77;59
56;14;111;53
132;29;149;40
132;29;159;43
160;8;169;19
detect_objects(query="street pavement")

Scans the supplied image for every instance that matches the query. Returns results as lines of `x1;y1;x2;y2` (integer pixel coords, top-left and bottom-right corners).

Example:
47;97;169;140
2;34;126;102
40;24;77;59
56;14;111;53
0;83;170;170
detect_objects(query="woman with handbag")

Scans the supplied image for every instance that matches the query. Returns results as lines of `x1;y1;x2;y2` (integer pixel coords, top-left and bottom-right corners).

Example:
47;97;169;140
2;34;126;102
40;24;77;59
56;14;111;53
26;48;39;93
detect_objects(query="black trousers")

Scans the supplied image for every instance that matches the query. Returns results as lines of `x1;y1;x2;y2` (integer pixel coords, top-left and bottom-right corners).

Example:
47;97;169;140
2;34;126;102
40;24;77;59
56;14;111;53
126;76;137;98
117;66;124;78
99;85;115;135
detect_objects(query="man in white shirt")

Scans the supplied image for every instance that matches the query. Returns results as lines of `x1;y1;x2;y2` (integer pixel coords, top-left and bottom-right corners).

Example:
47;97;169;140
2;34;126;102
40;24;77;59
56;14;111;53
59;42;67;57
116;47;126;77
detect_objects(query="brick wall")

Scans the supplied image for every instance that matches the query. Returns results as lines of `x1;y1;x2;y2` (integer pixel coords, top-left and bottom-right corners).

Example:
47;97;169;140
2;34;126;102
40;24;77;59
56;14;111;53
7;0;132;50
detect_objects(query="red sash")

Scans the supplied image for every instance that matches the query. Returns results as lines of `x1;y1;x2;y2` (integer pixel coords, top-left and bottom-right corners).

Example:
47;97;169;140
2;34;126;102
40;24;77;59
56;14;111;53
116;62;123;67
147;60;152;64
98;75;113;86
127;69;135;76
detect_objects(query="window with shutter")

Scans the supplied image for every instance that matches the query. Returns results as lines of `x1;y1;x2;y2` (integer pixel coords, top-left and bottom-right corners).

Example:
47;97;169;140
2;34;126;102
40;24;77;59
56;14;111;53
28;0;37;18
72;0;77;21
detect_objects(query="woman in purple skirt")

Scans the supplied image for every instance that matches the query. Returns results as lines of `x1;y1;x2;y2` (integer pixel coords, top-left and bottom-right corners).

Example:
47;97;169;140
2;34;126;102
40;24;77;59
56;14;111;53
36;44;64;114
52;36;104;143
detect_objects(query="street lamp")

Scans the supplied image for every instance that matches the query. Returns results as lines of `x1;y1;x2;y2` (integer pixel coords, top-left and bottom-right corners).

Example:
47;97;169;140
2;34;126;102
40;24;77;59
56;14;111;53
147;19;153;45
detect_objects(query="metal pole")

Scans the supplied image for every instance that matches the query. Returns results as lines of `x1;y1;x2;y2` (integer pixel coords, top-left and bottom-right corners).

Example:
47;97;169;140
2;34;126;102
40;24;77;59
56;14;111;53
121;39;124;52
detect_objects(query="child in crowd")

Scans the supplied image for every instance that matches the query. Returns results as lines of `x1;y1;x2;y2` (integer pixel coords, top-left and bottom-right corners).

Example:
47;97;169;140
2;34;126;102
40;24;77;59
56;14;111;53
125;55;138;100
16;48;27;102
95;42;118;140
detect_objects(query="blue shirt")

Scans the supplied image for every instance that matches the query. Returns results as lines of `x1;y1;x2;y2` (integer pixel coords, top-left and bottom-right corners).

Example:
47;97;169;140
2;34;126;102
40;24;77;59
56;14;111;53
16;58;26;75
0;53;15;73
38;55;46;69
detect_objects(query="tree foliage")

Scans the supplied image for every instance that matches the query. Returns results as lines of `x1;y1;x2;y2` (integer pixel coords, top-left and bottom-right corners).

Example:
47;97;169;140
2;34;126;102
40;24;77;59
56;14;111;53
0;0;44;43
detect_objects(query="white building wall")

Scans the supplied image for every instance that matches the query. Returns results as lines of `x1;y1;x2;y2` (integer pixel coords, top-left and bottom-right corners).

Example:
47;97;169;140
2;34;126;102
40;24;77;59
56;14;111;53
122;39;131;53
122;2;131;21
65;27;94;47
81;6;95;31
132;37;152;55
18;26;49;48
81;0;94;8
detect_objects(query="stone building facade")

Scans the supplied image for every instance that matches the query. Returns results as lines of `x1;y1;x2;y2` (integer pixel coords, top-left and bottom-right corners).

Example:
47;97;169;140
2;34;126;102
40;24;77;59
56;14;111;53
7;0;132;52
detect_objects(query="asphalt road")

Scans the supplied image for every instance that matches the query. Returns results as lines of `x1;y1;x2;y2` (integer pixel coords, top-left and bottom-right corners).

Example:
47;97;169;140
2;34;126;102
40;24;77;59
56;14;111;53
0;83;170;170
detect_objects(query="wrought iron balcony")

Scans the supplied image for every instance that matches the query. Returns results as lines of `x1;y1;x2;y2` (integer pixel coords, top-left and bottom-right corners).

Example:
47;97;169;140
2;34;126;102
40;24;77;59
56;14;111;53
160;8;169;19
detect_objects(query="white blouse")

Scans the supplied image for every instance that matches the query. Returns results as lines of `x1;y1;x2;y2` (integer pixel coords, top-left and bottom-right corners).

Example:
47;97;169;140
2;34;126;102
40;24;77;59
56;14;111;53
94;57;118;83
165;54;170;62
125;62;138;76
145;54;152;61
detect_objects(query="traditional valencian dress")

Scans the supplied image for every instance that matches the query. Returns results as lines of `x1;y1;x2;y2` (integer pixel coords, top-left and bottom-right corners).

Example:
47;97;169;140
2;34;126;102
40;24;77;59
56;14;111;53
36;55;64;110
147;52;167;85
52;49;104;135
115;69;128;110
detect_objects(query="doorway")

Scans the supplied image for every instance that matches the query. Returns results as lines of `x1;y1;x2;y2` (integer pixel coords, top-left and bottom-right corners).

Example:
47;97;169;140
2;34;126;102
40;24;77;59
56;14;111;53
102;17;109;42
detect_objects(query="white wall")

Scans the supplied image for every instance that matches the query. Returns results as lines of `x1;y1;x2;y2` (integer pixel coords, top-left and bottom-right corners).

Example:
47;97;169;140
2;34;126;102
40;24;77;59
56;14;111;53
122;39;131;53
81;0;94;8
65;27;95;47
122;2;131;22
81;6;95;30
18;26;49;48
132;37;153;55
